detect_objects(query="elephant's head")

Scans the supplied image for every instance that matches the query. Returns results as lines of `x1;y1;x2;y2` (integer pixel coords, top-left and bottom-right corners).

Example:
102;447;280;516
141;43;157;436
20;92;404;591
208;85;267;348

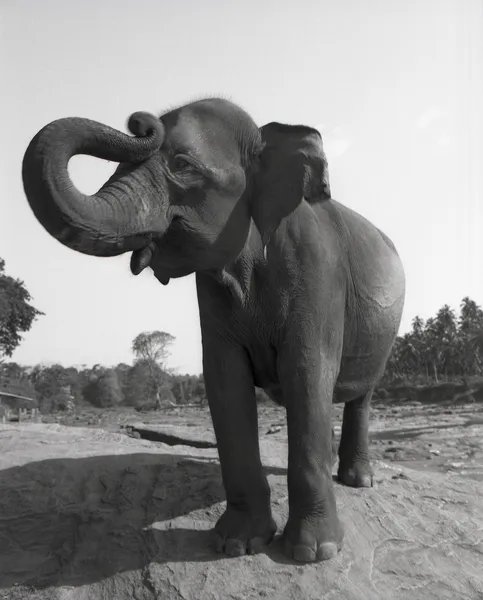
22;98;331;284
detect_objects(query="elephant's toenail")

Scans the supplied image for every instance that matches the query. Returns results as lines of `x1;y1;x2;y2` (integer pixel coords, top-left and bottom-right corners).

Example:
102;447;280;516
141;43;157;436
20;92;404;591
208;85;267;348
317;542;339;561
248;536;265;554
293;545;317;562
359;475;373;487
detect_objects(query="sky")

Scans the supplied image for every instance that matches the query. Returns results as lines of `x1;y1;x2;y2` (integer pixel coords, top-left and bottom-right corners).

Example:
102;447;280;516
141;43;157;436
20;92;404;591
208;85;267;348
1;0;482;374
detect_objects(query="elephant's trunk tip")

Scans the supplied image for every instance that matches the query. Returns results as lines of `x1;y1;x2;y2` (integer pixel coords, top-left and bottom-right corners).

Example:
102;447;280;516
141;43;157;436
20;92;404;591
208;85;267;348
127;112;165;148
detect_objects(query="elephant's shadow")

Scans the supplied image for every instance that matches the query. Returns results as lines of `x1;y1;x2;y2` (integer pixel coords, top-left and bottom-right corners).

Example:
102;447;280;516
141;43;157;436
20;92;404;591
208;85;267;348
0;452;288;590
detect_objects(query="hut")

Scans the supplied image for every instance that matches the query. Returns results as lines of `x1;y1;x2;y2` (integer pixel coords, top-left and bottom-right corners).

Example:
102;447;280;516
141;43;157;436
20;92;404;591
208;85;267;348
0;391;39;423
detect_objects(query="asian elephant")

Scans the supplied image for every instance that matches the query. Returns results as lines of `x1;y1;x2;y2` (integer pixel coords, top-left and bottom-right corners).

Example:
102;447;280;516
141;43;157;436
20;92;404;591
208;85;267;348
22;98;405;563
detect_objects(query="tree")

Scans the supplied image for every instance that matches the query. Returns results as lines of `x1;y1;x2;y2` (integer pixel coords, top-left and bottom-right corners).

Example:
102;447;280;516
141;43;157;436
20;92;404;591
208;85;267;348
83;368;124;408
0;258;43;360
425;306;458;380
458;297;483;374
0;362;37;400
459;297;483;333
132;331;175;368
30;364;80;412
124;359;173;409
383;297;483;384
170;374;206;404
130;331;175;408
113;362;132;393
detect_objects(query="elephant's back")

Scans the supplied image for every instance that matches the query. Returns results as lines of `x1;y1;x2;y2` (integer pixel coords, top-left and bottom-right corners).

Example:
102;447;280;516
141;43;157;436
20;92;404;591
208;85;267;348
323;200;399;258
323;199;405;300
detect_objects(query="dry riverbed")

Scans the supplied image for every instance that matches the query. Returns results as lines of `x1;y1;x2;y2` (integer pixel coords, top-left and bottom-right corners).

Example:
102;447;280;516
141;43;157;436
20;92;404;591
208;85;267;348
42;398;483;483
1;398;482;599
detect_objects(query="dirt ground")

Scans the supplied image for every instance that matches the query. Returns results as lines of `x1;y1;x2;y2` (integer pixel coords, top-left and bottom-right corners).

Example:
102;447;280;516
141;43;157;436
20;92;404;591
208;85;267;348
1;399;482;599
42;398;483;483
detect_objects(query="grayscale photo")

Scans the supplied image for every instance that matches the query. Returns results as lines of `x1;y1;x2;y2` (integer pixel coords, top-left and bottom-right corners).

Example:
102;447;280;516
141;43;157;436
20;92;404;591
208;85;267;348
1;1;482;598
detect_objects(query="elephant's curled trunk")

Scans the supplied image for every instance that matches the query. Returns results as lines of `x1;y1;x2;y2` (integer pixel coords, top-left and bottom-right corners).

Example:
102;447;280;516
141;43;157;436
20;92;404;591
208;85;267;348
22;112;168;257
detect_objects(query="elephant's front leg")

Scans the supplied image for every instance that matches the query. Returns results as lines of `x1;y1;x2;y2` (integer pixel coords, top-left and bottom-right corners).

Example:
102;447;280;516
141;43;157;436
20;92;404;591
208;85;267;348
203;340;277;557
279;337;344;563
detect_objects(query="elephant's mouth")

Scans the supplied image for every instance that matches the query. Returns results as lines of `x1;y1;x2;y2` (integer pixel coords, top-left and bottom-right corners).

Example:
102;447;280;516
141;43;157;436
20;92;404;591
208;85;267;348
130;236;195;285
129;216;184;282
130;243;170;285
130;244;155;275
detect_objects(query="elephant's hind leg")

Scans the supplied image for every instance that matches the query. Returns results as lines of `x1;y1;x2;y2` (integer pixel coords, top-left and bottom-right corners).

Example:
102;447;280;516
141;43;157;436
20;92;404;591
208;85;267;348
337;390;373;487
331;427;338;466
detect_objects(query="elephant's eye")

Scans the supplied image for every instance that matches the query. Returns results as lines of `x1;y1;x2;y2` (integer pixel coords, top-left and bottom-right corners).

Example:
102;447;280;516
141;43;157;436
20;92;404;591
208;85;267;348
173;155;191;171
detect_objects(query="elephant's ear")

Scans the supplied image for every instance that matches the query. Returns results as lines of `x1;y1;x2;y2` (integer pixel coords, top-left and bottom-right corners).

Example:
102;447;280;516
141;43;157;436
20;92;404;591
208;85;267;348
251;122;331;247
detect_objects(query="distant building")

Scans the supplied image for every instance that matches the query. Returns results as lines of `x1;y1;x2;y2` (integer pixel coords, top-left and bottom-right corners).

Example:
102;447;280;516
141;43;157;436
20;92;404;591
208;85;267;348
0;390;39;422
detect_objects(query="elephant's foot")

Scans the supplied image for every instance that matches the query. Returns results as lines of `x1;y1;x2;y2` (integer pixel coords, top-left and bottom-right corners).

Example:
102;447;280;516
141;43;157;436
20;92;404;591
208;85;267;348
282;512;344;562
212;506;277;557
337;459;373;488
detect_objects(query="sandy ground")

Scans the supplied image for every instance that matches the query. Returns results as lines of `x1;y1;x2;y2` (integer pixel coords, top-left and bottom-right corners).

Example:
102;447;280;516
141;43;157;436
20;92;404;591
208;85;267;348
1;400;482;599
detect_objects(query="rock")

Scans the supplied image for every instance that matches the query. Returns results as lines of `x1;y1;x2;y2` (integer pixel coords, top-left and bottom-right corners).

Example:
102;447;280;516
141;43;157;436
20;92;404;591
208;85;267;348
266;426;282;435
0;423;482;600
384;446;432;462
447;462;464;469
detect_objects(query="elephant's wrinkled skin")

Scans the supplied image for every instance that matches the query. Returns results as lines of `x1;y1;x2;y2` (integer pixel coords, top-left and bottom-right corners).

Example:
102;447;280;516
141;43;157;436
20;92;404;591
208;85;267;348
22;98;405;562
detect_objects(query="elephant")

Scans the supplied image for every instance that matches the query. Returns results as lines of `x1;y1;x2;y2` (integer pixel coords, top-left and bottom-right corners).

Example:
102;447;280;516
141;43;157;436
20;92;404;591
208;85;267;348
22;97;405;563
